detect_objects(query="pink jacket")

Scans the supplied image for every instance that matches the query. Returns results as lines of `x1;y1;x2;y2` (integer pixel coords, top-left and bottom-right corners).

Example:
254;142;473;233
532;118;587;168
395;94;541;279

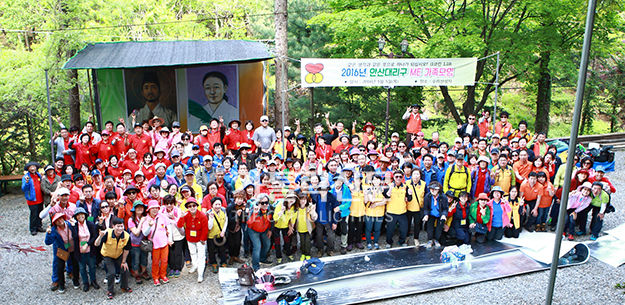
487;199;512;228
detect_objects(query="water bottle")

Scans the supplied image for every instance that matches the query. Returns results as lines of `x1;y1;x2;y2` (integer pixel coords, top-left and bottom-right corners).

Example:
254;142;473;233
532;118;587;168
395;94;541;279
450;255;459;268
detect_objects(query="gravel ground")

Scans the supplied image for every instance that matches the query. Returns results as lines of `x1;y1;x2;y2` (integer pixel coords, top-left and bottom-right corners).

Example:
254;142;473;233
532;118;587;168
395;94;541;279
1;152;624;304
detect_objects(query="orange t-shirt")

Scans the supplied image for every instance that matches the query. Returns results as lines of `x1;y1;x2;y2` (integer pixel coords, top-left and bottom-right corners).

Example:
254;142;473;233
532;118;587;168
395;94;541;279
519;180;544;201
513;161;533;183
539;182;554;208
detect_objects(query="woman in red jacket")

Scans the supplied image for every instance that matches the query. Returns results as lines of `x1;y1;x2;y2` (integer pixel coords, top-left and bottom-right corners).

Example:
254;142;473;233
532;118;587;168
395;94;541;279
69;133;95;168
176;198;208;283
242;120;257;153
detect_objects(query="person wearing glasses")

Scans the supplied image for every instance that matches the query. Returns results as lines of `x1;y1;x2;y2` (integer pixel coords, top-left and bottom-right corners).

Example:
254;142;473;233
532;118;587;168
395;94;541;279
383;170;409;248
456;114;480;140
491;154;516;195
495;111;513;138
252;115;277;154
246;194;274;270
177;197;208;282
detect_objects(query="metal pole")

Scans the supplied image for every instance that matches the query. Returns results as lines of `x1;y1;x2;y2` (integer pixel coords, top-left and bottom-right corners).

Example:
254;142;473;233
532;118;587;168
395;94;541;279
45;70;55;164
281;57;286;158
492;52;500;134
385;87;391;145
309;87;315;134
545;0;597;303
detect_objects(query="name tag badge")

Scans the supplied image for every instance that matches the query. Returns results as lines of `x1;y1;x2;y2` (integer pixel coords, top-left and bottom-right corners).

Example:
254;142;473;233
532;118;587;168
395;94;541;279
190;230;197;237
87;216;94;222
65;242;71;249
80;241;88;246
461;219;467;226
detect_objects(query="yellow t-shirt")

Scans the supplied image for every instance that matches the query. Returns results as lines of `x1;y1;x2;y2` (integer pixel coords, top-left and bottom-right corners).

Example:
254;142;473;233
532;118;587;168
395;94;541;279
208;209;226;239
386;184;407;215
350;189;366;217
365;188;386;217
274;203;296;229
296;208;309;233
406;180;426;212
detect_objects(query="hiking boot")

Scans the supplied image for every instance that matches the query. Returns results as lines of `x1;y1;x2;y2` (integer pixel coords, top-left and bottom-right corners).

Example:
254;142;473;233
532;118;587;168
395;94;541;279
340;247;347;254
221;263;227;268
91;281;100;290
260;259;273;266
346;244;353;251
212;264;218;273
228;257;235;265
287;255;294;262
300;254;306;261
50;282;59;291
233;256;245;264
276;258;282;264
355;243;364;249
83;284;90;292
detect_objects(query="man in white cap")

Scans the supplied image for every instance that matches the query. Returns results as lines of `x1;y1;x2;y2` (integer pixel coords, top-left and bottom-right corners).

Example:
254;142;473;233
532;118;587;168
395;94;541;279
252;115;276;154
41;187;76;221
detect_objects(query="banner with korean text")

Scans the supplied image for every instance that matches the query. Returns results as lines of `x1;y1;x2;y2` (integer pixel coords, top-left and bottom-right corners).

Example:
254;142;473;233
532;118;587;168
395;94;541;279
301;58;477;87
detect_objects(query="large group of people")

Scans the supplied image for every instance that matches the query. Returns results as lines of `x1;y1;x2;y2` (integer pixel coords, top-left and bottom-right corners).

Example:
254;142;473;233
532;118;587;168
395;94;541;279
21;105;616;299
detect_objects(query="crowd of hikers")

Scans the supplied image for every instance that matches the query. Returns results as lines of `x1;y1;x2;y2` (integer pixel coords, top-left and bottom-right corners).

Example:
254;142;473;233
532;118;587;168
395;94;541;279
20;105;616;299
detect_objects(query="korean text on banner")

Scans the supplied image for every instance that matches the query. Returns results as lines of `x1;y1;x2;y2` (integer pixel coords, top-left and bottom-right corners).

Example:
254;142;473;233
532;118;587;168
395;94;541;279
301;58;477;87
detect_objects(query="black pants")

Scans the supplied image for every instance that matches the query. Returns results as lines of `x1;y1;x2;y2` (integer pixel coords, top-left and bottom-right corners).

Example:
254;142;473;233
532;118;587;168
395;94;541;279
487;227;505;240
168;239;184;271
103;255;129;293
299;232;312;256
385;212;408;245
348;216;364;245
29;203;43;233
576;205;592;234
426;217;444;241
524;200;537;229
208;238;227;264
273;227;292;258
504;226;521;238
55;254;79;288
228;230;242;258
406;210;423;239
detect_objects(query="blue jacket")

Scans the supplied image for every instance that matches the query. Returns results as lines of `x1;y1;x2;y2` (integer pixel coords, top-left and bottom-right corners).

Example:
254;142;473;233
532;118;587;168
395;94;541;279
311;192;339;225
470;168;494;198
330;184;352;218
21;172;41;202
76;199;102;220
45;221;72;257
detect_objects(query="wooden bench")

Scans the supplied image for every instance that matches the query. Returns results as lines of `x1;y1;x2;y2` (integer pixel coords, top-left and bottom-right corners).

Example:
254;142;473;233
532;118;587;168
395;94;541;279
0;175;22;197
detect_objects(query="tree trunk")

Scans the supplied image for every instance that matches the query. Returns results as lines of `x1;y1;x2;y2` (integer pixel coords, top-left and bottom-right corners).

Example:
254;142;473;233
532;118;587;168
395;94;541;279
463;86;476;118
274;0;288;129
68;67;81;128
535;51;551;135
440;86;463;124
25;114;37;160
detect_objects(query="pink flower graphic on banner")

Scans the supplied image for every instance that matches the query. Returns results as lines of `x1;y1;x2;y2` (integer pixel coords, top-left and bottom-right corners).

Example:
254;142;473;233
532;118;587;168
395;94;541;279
305;63;324;84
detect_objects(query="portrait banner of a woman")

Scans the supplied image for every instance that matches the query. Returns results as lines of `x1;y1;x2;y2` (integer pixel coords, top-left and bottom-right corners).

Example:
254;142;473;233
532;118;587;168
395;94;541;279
186;65;239;132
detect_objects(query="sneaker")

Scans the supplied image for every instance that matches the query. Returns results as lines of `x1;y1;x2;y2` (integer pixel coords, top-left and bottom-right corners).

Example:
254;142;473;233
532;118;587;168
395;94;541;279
186;261;192;269
58;286;65;294
141;271;151;280
305;256;311;260
161;277;170;284
434;240;442;249
153;279;161;286
50;282;59;291
414;239;420;247
107;291;113;299
103;278;108;284
576;231;585;236
168;270;175;277
367;244;372;250
590;235;598;241
425;241;433;249
189;266;197;274
276;258;282;264
568;234;575;241
174;270;181;278
233;256;245;264
385;244;391;249
260;260;273;266
401;243;408;247
83;283;90;292
287;255;294;261
120;287;133;293
374;243;380;250
135;275;143;285
212;264;219;273
198;275;204;283
356;243;364;249
221;263;227;268
346;244;353;251
115;274;120;284
340;247;347;254
91;281;100;290
73;282;80;289
300;254;306;261
325;250;333;257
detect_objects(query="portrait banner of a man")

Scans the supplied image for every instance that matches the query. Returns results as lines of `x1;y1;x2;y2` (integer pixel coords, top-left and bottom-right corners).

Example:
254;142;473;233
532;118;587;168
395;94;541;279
186;65;239;132
125;68;178;128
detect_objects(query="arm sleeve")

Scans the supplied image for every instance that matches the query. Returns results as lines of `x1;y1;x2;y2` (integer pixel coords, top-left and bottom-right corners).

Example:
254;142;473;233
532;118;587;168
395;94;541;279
401;110;411;120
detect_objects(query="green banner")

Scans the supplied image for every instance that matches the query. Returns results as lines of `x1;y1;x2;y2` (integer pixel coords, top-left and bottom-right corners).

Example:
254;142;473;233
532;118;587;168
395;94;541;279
97;69;126;125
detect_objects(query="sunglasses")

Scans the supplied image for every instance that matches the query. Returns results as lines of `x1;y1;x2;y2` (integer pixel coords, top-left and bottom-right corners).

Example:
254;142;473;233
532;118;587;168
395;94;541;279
127;191;137;195
166;202;175;205
398;145;406;148
511;154;518;157
187;204;198;208
584;162;591;165
101;205;110;208
468;117;476;120
259;201;270;205
394;176;403;179
261;119;268;122
501;116;508;118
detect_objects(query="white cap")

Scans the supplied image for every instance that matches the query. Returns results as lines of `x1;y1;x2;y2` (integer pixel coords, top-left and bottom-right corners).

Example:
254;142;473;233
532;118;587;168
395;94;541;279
58;187;70;196
260;115;269;121
454;137;462;143
391;132;400;138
